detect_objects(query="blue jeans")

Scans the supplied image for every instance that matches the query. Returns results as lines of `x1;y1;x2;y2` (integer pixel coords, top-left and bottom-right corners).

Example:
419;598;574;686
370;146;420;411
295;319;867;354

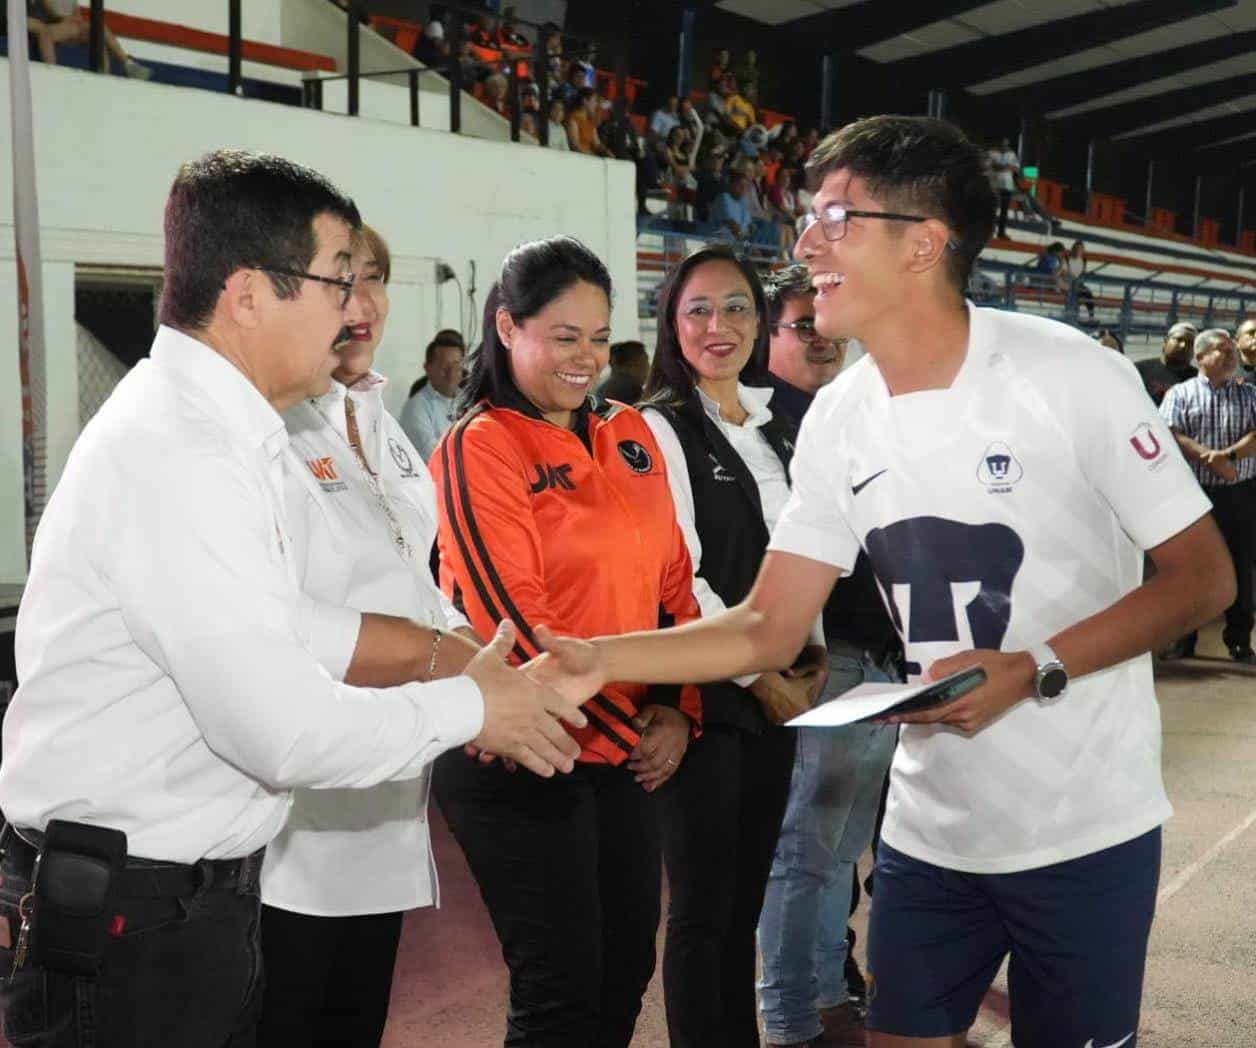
756;653;898;1045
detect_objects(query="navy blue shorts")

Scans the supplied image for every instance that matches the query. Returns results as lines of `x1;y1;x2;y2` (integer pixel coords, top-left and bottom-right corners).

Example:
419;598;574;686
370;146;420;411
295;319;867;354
866;828;1161;1046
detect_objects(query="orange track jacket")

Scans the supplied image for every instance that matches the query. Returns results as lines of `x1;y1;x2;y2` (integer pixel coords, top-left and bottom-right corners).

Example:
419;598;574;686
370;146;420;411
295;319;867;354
431;397;703;766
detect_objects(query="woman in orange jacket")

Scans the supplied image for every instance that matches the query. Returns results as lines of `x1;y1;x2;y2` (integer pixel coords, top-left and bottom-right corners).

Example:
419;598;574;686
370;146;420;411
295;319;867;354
430;236;701;1048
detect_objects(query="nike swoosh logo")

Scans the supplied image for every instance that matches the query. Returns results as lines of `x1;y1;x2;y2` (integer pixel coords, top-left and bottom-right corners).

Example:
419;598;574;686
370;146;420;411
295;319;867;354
851;469;887;496
1084;1035;1133;1048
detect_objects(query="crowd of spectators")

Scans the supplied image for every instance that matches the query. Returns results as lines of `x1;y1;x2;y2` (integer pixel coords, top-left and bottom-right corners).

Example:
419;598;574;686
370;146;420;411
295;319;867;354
636;51;831;256
395;16;832;254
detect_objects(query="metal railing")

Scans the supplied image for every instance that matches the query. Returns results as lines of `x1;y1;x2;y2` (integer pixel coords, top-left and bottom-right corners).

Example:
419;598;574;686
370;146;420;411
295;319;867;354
970;259;1256;340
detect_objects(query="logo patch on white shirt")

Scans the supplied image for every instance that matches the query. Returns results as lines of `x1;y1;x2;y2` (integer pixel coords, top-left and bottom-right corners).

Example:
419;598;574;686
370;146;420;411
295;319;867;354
1128;422;1166;469
388;438;418;478
307;457;347;493
977;441;1023;493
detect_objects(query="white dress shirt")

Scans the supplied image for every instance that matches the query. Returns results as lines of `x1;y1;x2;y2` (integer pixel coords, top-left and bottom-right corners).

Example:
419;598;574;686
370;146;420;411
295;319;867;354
262;373;471;916
0;327;484;864
399;383;457;463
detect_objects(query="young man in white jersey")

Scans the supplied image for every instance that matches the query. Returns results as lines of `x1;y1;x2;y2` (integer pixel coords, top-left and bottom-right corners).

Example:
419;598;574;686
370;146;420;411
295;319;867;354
524;115;1236;1048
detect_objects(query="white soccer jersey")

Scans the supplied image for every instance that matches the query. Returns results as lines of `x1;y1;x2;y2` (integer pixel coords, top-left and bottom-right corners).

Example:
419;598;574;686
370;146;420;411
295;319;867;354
770;303;1211;873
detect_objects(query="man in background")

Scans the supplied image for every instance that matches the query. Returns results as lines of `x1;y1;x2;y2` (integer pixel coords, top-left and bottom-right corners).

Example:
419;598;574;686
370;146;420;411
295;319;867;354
1137;321;1199;405
1159;329;1256;663
595;340;649;405
401;331;467;461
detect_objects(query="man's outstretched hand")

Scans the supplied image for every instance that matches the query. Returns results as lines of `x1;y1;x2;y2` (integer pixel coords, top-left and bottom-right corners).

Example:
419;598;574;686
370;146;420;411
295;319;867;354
522;625;609;704
465;622;588;777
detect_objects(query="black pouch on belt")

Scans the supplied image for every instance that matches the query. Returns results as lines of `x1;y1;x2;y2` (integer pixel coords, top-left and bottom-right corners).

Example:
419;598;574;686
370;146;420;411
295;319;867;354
28;819;128;975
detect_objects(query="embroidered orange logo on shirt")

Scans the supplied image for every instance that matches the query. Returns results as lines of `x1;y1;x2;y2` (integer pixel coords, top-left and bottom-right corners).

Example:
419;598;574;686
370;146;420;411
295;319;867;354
307;457;339;482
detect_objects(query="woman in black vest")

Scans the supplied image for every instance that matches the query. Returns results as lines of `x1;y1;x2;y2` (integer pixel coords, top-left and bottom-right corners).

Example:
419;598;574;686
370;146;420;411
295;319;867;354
640;244;828;1047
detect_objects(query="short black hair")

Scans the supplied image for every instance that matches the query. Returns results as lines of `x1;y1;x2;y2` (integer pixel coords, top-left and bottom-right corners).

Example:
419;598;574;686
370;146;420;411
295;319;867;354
805;115;995;293
160;149;361;331
610;340;647;368
461;236;613;416
642;244;771;409
762;264;815;328
425;331;466;365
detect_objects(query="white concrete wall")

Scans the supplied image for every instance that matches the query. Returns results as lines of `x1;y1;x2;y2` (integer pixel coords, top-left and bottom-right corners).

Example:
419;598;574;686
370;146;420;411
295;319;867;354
0;58;638;581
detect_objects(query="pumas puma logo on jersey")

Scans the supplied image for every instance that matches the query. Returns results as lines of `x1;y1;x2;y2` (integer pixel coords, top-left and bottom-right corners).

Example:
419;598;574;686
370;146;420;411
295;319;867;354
851;468;887;495
1083;1035;1133;1048
530;463;576;493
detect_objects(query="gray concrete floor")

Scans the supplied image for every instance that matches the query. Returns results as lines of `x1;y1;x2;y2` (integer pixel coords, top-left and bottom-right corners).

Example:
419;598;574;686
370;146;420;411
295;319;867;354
385;615;1256;1047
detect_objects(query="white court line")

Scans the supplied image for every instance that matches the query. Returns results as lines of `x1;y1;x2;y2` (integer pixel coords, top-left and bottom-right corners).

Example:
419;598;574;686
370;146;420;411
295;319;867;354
978;806;1256;1047
1156;804;1256;904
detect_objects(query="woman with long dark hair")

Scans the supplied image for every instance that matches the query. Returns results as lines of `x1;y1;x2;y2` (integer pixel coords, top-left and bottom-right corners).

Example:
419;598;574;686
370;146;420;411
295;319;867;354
429;236;703;1047
639;244;827;1046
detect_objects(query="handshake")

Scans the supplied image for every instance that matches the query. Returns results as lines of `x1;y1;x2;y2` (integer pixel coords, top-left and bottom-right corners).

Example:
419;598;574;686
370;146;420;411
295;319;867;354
461;621;607;778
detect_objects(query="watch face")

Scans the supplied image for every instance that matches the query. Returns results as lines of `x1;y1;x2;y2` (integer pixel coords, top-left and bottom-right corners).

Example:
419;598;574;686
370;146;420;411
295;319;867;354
1039;665;1068;700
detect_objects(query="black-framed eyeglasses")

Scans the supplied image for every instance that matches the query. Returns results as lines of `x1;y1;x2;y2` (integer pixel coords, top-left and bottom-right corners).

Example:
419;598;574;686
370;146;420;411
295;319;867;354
774;320;839;346
800;204;928;242
258;266;357;309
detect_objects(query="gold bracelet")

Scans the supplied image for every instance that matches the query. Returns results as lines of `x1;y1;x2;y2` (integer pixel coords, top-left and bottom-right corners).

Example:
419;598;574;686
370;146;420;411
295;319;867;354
427;628;443;680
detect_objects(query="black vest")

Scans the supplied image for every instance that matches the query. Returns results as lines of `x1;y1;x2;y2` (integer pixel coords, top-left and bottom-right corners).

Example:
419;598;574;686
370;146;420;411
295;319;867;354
653;394;797;733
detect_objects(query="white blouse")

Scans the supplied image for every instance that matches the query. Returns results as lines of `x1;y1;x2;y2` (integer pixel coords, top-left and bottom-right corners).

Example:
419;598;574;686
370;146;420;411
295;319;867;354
262;371;471;917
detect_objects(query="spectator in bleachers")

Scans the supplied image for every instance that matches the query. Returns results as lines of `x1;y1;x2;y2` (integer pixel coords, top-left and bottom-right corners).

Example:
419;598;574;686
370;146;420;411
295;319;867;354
600;99;644;162
1236;318;1256;383
496;10;531;56
724;76;756;133
1136;321;1199;406
651;95;683;142
1066;239;1096;322
595;340;650;405
709;168;753;241
666;126;695;183
482;71;511;118
709;47;731;89
988;137;1019;238
694;144;729;223
702;76;733;133
547;98;570;150
400;334;467;463
25;0;152;78
767;167;803;253
567;87;612;157
542;25;563;80
520;111;539;140
679;95;703;142
414;17;450;67
1159;329;1256;664
573;43;597;88
1096;329;1124;354
637;136;671;215
555;62;588;113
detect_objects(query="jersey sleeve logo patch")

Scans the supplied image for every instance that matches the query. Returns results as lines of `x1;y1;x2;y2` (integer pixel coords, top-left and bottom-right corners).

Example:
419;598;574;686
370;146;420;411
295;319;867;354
307;457;338;482
977;442;1023;493
618;440;654;474
1128;423;1164;465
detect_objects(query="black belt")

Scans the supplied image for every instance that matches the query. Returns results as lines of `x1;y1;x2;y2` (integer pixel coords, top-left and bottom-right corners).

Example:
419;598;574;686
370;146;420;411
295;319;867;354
4;826;264;899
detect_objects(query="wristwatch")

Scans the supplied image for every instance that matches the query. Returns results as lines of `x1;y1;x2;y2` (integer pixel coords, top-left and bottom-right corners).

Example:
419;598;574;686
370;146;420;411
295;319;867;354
1028;642;1068;703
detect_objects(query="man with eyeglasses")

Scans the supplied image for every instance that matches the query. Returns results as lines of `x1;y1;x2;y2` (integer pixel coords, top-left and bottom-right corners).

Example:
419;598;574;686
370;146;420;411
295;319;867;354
0;149;586;1046
523;116;1234;1048
757;264;900;1048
